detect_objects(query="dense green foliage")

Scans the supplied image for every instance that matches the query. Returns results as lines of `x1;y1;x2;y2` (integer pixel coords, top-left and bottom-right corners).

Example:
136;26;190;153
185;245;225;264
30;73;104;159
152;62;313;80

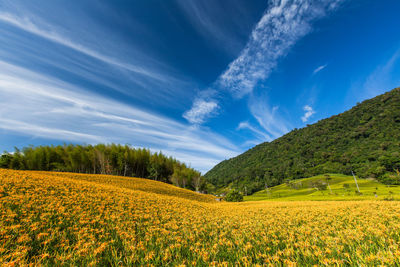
205;88;400;194
0;144;205;191
224;190;244;202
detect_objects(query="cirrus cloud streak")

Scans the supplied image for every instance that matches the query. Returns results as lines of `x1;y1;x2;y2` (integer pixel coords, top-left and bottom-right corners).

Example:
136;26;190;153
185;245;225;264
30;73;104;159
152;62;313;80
0;60;239;172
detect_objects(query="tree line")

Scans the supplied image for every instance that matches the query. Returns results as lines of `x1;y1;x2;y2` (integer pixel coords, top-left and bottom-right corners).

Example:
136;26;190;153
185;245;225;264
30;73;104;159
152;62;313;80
0;144;206;192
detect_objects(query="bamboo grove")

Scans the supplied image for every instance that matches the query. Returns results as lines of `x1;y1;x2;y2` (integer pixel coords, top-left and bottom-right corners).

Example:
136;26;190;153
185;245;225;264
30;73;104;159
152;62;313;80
0;144;205;191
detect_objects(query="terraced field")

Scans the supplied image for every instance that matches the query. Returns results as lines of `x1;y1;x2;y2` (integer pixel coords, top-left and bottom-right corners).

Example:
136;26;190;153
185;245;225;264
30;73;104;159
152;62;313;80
1;169;400;266
245;174;400;201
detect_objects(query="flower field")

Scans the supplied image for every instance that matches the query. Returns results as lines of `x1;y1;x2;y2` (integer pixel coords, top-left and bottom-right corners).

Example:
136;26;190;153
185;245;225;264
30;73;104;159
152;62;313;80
1;169;400;266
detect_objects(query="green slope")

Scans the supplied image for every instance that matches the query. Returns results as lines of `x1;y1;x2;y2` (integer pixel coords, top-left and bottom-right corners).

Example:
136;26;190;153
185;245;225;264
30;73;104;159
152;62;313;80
205;88;400;194
245;174;400;201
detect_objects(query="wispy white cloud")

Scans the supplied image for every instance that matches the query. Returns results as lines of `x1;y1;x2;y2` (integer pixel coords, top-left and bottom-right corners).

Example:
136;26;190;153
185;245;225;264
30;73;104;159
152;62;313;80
0;119;104;143
0;12;171;82
184;0;344;127
313;64;327;75
237;121;271;141
0;9;195;107
0;60;238;172
174;0;248;55
183;99;219;124
362;49;400;99
248;96;290;139
301;105;315;122
219;0;344;98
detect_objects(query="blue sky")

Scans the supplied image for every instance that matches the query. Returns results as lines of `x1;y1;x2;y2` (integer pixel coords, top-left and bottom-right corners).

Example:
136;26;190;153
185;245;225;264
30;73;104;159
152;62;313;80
0;0;399;172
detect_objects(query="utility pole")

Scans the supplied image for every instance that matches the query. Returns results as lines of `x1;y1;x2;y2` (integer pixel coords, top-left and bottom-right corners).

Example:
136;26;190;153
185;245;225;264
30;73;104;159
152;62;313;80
352;171;360;193
325;174;333;194
265;183;271;196
327;183;333;194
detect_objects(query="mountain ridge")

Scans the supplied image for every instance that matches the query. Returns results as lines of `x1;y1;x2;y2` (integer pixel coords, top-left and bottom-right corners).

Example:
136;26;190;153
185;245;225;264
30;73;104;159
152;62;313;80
205;88;400;194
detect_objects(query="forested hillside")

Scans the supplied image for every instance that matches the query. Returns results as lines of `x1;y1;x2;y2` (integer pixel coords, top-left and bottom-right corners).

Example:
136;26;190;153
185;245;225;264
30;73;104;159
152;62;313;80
205;88;400;194
0;144;205;191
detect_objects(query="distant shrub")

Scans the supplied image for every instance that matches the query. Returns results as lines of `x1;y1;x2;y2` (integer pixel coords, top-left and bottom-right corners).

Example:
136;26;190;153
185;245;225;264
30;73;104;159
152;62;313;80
310;180;327;191
380;173;400;185
384;195;395;201
225;190;243;202
324;174;332;181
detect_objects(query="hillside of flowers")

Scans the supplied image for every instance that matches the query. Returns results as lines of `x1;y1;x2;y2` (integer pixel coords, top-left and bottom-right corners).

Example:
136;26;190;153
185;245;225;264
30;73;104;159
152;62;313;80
1;169;400;266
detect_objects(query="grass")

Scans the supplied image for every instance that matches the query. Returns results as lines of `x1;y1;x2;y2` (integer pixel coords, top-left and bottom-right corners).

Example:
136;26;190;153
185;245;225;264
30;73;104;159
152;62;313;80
245;173;400;201
2;169;400;265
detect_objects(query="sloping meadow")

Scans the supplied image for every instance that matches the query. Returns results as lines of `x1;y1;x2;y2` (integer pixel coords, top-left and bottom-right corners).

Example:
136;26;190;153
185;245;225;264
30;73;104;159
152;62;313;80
1;169;400;265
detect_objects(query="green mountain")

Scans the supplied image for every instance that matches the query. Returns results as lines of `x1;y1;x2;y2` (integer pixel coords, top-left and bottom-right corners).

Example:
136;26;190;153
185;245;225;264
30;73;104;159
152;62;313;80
205;88;400;194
